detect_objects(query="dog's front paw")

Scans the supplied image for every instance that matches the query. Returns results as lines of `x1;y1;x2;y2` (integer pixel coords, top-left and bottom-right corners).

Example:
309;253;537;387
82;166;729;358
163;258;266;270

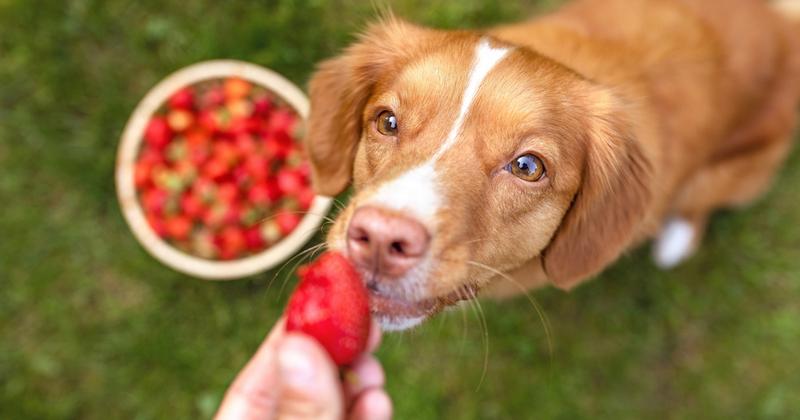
652;217;698;269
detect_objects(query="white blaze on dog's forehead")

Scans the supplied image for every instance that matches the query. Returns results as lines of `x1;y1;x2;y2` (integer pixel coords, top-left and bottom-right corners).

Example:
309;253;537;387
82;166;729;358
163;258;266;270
433;38;512;161
366;38;511;227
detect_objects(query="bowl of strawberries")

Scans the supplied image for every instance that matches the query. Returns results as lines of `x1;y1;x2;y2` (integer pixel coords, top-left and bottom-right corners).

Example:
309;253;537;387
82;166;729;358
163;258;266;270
116;60;332;279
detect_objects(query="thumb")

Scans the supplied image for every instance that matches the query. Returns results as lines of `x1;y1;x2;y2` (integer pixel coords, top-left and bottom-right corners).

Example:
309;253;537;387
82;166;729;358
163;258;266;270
276;333;344;420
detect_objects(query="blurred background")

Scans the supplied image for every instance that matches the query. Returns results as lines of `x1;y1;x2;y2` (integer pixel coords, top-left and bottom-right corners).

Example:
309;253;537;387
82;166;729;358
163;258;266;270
2;0;800;418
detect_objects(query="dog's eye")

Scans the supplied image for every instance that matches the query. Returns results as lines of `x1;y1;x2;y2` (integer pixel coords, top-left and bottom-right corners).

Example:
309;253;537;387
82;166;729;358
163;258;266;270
376;111;398;136
507;154;545;182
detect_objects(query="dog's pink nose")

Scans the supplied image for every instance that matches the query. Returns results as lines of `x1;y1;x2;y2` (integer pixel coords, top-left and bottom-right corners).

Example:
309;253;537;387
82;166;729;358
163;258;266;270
346;206;430;278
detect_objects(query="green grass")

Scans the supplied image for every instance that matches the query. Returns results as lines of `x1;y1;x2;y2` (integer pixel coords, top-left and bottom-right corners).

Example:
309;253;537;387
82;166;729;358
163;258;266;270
2;0;800;418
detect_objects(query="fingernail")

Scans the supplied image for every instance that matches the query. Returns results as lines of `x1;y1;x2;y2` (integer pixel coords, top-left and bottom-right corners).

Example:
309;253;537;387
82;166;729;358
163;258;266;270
278;340;315;387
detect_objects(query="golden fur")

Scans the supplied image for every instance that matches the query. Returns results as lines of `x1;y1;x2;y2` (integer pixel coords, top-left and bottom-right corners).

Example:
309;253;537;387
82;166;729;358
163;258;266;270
304;0;800;320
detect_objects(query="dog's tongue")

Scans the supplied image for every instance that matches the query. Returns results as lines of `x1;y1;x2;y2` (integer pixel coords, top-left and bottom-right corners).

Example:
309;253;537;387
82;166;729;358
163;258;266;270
285;251;371;366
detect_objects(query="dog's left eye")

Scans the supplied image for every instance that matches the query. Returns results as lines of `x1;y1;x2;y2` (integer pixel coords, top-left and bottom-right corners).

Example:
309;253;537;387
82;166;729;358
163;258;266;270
507;154;546;182
376;111;398;136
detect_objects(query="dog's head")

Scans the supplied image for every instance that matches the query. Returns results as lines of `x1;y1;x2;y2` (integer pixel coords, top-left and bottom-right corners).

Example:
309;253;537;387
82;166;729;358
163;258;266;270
305;18;651;330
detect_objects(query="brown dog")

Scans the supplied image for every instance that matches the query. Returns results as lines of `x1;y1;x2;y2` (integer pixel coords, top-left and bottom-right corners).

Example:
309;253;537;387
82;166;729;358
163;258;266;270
304;0;800;330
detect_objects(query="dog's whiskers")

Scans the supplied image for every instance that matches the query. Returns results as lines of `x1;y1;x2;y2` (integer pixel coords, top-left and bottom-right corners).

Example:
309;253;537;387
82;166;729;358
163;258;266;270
465;260;554;365
266;239;327;299
462;285;490;391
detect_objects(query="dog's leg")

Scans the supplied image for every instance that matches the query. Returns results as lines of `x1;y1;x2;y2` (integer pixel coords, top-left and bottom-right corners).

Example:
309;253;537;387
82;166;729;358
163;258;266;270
653;215;706;269
653;135;793;269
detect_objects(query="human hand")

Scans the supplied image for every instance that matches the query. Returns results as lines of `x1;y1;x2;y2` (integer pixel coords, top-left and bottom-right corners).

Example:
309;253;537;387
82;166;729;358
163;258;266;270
215;317;391;420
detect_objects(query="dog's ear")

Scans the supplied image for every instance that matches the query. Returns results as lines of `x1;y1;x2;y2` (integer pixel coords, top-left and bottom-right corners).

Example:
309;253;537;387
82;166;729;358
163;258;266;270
543;89;652;290
304;18;436;196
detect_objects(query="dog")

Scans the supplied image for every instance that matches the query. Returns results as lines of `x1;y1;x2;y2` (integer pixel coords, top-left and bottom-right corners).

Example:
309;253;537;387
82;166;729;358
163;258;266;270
303;0;800;331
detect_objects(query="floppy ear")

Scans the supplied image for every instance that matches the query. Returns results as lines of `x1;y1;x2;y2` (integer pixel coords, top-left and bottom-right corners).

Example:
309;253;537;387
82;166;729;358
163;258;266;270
304;18;436;196
543;91;652;290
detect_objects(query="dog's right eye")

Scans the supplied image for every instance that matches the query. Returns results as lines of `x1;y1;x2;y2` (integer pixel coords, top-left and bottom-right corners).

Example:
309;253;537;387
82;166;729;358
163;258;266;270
376;111;398;136
507;153;546;182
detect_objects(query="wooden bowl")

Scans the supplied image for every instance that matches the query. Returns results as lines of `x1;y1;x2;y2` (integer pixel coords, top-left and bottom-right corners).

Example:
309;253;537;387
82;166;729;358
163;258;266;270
116;60;332;280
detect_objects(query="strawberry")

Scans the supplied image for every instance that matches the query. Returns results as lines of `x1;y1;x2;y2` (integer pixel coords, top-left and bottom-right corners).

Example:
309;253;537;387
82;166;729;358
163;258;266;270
277;168;304;196
144;117;173;149
168;87;195;110
234;134;258;156
227;99;253;119
224;78;252;100
217;225;247;259
268;109;296;135
285;252;370;366
247;182;272;206
180;193;205;220
244;154;269;181
201;86;226;108
252;96;273;117
216;182;239;204
244;226;266;251
167;109;194;132
134;161;153;189
146;212;169;238
198;110;220;133
202;157;229;181
165;216;192;240
141;187;170;215
297;186;315;210
275;211;301;235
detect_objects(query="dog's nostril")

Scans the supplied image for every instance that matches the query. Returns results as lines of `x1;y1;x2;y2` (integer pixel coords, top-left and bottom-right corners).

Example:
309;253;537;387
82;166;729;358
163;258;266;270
389;241;405;256
350;227;371;244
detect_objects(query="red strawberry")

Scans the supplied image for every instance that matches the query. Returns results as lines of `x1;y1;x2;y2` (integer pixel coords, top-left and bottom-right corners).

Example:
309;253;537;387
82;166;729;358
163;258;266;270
138;145;165;166
247;182;272;206
252;96;273;117
224;78;252;100
285;252;370;366
198;110;220;133
201;86;226;108
202;157;229;181
144;117;173;149
134;161;153;189
297;186;315;210
263;135;289;160
141;188;169;215
232;165;253;189
244;226;266;251
168;88;195;110
212;141;240;166
223;201;243;225
165;216;192;240
146;212;168;238
180;193;205;220
275;211;301;235
277;168;304;196
268;109;297;135
217;226;247;259
235;134;258;156
244;155;269;181
217;182;239;204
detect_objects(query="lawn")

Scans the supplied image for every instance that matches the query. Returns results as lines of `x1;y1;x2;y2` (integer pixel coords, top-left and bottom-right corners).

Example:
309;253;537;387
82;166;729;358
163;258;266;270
2;0;799;418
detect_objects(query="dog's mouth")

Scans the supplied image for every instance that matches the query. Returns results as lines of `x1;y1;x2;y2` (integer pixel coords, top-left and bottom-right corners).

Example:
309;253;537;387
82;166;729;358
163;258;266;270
365;279;476;331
